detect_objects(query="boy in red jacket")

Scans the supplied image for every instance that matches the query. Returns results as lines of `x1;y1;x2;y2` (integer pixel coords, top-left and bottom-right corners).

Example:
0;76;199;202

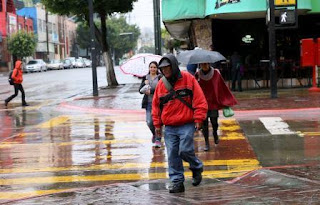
5;60;29;107
152;54;208;193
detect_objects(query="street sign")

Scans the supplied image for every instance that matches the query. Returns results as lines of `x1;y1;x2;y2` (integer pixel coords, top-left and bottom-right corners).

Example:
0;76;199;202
279;10;295;24
275;0;296;6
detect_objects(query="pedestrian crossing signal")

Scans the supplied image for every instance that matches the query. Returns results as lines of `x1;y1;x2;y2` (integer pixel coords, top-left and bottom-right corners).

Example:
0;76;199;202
275;0;296;6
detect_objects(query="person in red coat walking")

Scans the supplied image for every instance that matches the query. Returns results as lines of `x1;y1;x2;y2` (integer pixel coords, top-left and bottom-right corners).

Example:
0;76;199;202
196;62;237;151
152;54;208;193
5;60;29;107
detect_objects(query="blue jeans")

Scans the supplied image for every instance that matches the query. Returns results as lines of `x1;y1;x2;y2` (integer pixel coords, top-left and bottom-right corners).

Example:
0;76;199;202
164;122;203;183
146;102;155;136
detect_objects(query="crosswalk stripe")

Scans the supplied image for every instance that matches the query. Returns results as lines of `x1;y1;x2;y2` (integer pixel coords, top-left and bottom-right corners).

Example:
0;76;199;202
0;159;260;174
37;116;70;129
0;167;260;186
0;189;68;200
259;117;295;135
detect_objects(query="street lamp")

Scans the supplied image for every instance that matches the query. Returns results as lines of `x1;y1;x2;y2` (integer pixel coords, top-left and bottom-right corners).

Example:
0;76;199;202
88;0;98;96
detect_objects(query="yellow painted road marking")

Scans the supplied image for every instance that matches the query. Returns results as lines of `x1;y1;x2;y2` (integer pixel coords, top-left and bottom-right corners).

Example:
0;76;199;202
0;168;255;200
0;167;260;186
0;139;149;149
0;159;260;174
0;189;68;200
37;116;70;129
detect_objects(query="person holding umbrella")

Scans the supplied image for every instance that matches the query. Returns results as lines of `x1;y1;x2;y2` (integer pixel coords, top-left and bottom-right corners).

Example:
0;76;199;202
196;62;237;151
177;48;237;151
139;61;162;148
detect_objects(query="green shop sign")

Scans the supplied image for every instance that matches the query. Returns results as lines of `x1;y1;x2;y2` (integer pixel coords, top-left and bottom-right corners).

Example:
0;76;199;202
205;0;313;15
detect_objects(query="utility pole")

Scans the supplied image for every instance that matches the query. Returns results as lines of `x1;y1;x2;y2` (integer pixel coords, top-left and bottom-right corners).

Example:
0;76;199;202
88;0;98;96
45;9;49;61
268;0;277;98
153;0;162;55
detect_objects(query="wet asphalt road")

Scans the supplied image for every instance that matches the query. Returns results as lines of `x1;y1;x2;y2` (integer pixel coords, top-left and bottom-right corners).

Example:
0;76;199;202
0;67;319;203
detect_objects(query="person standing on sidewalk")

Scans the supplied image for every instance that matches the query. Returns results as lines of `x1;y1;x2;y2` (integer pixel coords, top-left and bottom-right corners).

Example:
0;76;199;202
5;60;29;107
152;54;208;193
196;63;237;151
139;61;162;148
230;51;243;92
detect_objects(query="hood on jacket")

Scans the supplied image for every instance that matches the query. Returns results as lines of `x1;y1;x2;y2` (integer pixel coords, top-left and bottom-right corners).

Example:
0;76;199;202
15;60;22;70
158;54;181;85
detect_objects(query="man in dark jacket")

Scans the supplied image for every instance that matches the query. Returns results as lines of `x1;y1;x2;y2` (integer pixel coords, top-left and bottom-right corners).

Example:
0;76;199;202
152;54;208;193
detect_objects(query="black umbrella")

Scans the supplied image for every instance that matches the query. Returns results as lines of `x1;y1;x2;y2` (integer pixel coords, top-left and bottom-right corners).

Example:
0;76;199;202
177;49;226;64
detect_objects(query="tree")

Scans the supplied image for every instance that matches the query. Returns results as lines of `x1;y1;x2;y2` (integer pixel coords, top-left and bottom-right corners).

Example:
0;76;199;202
77;16;140;65
107;16;140;65
161;28;181;53
8;31;37;61
41;0;138;86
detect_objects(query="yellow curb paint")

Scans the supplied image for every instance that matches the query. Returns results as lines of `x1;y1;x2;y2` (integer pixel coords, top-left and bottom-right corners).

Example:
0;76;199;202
0;159;260;174
37;116;70;129
0;167;261;186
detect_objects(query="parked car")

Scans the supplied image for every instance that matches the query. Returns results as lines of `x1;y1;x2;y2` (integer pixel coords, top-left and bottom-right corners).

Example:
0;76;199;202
63;59;73;69
47;60;64;70
74;58;85;68
83;59;92;67
25;59;47;73
65;57;76;68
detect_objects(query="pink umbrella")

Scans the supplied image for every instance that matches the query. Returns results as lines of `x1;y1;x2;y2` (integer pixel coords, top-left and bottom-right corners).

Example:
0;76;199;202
119;53;162;77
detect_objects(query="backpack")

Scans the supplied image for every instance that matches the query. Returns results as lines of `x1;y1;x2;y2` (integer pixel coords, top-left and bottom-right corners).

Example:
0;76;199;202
8;70;17;85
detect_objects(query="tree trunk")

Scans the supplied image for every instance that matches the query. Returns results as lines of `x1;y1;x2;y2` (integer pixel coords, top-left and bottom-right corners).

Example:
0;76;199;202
99;14;118;86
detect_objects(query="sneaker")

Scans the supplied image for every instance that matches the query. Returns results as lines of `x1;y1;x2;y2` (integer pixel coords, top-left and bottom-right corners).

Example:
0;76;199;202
191;167;203;186
154;139;161;148
22;103;29;107
4;100;8;107
204;144;210;151
169;182;185;193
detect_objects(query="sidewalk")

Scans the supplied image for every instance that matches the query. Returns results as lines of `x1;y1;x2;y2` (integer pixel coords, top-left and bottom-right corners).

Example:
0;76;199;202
63;84;320;112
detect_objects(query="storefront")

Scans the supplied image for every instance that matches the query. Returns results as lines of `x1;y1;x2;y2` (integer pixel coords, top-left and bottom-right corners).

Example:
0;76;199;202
162;0;320;88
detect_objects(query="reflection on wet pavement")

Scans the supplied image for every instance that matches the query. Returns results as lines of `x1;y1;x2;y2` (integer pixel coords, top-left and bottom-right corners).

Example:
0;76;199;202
0;110;262;202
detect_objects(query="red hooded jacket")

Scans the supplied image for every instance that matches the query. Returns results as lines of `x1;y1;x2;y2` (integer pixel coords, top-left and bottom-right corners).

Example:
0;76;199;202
12;61;23;84
152;55;208;128
197;68;237;110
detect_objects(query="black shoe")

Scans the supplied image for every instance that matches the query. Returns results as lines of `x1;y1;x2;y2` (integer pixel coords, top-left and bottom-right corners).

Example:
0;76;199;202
4;100;8;107
169;182;185;193
22;103;29;106
204;142;210;151
191;167;203;186
213;131;219;145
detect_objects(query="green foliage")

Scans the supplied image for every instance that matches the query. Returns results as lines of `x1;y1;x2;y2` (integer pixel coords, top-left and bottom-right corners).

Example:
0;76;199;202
107;16;140;61
161;28;181;52
76;23;91;49
41;0;137;20
8;31;37;58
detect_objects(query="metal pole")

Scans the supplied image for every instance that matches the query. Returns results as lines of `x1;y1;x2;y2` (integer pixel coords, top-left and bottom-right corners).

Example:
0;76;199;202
153;0;161;55
45;9;49;61
88;0;98;96
268;0;277;98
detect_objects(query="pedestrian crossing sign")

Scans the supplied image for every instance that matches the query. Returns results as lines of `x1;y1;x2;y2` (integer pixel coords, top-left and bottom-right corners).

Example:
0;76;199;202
275;0;296;6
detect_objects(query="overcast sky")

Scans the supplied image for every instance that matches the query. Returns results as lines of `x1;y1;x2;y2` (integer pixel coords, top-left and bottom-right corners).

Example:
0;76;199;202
128;0;162;30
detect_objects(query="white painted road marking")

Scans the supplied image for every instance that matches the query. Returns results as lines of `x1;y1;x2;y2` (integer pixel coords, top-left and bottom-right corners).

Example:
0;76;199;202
259;117;295;135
